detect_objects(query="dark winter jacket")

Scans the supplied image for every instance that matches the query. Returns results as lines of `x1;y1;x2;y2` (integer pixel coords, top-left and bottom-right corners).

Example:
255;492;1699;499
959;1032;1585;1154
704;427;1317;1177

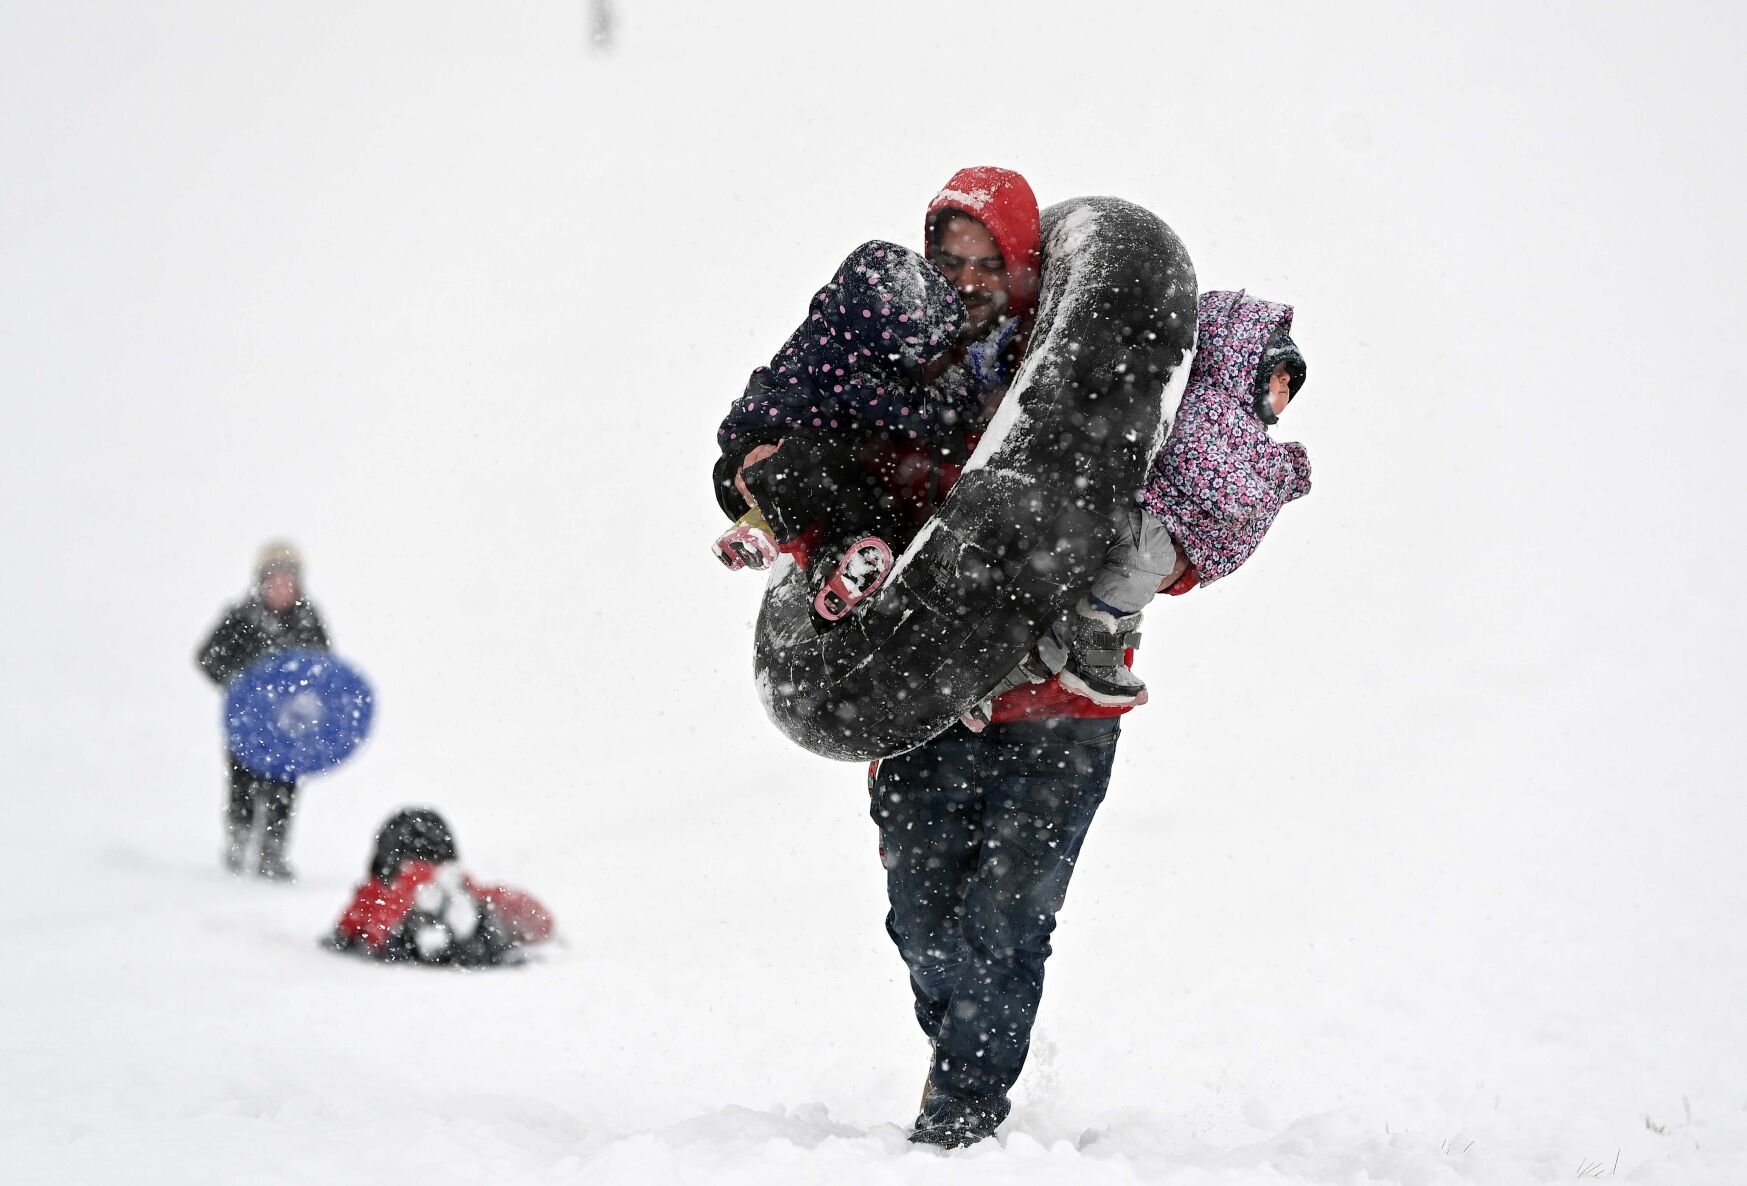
197;596;330;685
714;241;975;520
828;165;1049;536
713;168;1045;524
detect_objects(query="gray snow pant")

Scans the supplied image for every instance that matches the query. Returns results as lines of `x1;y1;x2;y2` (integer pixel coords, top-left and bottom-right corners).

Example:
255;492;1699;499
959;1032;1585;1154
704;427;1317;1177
1032;506;1178;673
1089;505;1179;615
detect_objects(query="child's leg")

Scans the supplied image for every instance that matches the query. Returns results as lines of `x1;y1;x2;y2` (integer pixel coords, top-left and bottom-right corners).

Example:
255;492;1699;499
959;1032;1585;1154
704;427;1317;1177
1058;509;1175;707
970;509;1176;719
1087;508;1178;617
740;432;895;551
740;431;904;620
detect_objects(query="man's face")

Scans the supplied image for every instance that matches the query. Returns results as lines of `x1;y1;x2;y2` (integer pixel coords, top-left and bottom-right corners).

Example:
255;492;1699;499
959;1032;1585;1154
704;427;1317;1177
931;214;1010;329
261;570;298;611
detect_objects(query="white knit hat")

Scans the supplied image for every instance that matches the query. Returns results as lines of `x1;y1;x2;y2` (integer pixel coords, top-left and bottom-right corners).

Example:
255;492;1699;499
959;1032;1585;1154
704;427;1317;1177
255;540;303;580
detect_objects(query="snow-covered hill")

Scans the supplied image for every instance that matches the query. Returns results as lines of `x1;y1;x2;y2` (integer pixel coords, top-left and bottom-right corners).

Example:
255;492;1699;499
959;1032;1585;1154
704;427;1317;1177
3;3;1744;1182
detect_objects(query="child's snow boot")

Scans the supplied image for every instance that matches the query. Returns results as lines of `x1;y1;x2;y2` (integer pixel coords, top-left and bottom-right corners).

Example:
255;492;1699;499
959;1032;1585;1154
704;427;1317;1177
1057;598;1147;707
813;536;894;621
712;509;779;571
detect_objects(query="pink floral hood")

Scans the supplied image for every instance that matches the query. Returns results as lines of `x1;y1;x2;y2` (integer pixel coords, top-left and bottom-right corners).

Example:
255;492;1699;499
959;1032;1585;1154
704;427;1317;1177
1139;290;1312;585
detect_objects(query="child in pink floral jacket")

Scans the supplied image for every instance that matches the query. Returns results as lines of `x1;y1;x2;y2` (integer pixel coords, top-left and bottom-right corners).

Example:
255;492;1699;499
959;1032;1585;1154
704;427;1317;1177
1039;289;1313;707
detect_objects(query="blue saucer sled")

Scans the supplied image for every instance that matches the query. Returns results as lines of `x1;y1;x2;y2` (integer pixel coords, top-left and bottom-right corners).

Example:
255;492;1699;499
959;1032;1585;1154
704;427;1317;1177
225;649;374;781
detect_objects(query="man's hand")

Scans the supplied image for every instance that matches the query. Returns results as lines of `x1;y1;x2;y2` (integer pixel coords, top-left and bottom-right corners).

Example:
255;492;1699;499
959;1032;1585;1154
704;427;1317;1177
1156;547;1190;593
1160;564;1199;596
959;648;1050;732
1157;545;1197;595
734;443;781;511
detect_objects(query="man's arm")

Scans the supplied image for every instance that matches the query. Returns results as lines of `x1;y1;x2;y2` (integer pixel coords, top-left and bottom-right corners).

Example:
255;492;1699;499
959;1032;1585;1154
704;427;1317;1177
196;607;249;685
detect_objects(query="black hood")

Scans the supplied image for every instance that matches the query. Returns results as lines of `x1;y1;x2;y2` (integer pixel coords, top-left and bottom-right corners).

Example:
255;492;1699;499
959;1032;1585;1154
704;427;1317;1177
1252;328;1307;425
370;808;458;882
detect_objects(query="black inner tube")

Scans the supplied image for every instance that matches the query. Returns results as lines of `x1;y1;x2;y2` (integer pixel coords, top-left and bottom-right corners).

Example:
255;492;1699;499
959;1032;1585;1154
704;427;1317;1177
754;197;1198;761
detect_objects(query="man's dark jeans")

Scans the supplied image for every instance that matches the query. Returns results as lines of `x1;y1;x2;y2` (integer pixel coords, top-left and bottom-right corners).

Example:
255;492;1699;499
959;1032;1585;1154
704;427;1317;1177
870;715;1120;1104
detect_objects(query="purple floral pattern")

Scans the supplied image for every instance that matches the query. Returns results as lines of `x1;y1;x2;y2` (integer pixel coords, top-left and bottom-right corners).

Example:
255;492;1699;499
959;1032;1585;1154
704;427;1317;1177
1139;290;1312;585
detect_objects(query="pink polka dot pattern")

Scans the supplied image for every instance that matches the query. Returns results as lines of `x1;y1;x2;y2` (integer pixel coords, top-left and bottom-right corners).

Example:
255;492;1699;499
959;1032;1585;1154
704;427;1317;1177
717;241;982;457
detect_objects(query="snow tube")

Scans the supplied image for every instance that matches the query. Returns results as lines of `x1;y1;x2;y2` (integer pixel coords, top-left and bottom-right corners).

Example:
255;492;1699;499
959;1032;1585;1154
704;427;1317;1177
754;197;1197;760
225;648;375;780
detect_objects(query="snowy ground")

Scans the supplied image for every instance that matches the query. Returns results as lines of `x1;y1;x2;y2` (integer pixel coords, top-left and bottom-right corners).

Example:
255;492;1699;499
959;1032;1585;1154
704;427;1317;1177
4;3;1746;1183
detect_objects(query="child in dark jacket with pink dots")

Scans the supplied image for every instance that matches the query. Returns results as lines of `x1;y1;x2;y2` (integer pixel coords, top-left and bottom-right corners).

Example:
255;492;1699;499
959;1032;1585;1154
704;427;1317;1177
711;240;985;619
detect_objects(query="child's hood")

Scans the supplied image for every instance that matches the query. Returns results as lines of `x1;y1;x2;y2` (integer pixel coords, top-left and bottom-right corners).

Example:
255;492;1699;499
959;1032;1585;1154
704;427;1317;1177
1188;289;1311;494
1196;289;1297;394
770;241;966;384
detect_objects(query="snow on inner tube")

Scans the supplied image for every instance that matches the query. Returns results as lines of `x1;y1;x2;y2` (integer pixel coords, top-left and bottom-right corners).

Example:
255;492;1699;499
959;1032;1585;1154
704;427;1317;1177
754;197;1198;761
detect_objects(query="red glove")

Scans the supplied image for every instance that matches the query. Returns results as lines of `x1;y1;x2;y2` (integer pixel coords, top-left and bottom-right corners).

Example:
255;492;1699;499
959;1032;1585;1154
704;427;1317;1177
471;882;555;945
1162;564;1200;596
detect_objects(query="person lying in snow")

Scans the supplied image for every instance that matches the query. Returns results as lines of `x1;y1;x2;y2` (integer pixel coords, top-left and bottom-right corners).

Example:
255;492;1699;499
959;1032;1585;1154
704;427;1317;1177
327;808;554;967
710;239;986;619
970;289;1314;719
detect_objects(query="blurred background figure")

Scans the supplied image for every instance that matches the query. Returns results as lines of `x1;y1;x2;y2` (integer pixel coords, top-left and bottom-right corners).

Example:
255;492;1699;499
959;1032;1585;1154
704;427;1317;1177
327;808;556;967
588;0;614;53
196;541;331;880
